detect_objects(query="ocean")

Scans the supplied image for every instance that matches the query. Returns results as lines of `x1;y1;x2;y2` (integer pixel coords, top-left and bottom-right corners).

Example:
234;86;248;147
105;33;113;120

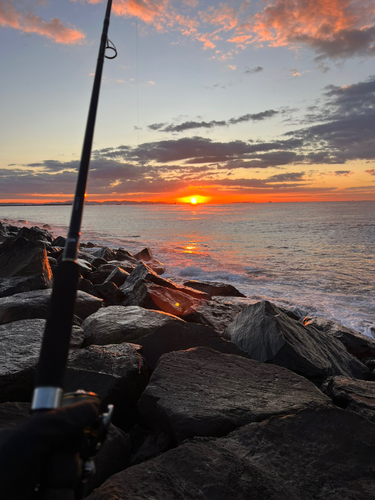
1;201;375;337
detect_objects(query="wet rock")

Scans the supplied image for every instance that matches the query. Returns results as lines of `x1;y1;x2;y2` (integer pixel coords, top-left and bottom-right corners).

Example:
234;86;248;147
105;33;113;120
0;289;102;325
108;260;136;273
130;427;172;466
145;283;205;316
146;259;165;275
138;347;331;443
0;237;52;280
183;280;246;297
82;305;183;347
87;407;375;500
323;376;375;423
66;344;149;430
138;321;250;370
182;297;254;335
89;267;114;285
134;247;153;261
0;319;84;402
0;274;53;298
224;300;369;383
114;248;138;263
303;316;375;360
120;262;210;302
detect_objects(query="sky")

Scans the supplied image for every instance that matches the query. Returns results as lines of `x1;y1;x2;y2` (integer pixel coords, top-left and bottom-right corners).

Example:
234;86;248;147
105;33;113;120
1;0;375;204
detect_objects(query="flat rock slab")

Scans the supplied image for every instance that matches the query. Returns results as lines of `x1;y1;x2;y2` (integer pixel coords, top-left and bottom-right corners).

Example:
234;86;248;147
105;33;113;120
0;319;83;402
138;347;331;443
323;376;375;423
82;305;183;347
303;316;375;360
138;321;250;370
183;280;246;297
66;343;149;430
224;300;369;383
0;289;102;325
87;407;375;500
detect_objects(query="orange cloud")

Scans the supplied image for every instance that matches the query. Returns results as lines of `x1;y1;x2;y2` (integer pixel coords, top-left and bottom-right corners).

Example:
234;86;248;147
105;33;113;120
243;0;375;58
199;4;239;31
0;2;85;44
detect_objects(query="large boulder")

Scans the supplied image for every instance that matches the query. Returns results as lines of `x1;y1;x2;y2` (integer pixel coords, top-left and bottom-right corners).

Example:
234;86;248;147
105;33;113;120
15;226;53;243
323;376;375;423
0;237;52;280
137;321;250;370
224;301;369;383
91;247;116;261
138;347;331;443
120;262;210;302
303;316;375;360
0;319;83;402
92;282;124;306
66;344;149;430
183;280;246;297
182;297;254;335
0;274;53;298
0;289;102;325
87;407;375;500
82;306;183;347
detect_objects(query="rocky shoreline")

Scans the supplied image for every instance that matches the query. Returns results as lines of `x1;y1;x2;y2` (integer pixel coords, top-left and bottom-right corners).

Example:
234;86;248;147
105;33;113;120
1;222;375;498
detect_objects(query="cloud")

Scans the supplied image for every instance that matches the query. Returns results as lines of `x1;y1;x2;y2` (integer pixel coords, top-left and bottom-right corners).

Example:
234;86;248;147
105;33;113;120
366;169;375;175
0;1;85;43
334;170;353;176
244;66;263;74
199;4;239;31
234;0;375;61
148;109;279;132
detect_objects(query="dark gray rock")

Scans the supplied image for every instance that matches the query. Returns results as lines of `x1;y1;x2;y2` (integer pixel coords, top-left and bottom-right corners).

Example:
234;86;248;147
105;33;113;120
82;305;183;347
0;319;84;402
15;226;53;243
108;260;135;273
92;282;124;306
134;247;153;261
66;344;149;430
182;297;254;335
91;257;107;269
303;316;375;360
224;301;369;383
0;237;52;279
87;407;375;500
130;427;172;466
114;248;137;263
138;347;331;443
0;289;102;325
323;376;375;423
120;262;210;302
52;236;66;247
145;259;165;275
91;247;116;261
104;267;129;287
183;280;246;297
138;321;250;370
77;258;93;279
89;267;114;285
0;274;53;298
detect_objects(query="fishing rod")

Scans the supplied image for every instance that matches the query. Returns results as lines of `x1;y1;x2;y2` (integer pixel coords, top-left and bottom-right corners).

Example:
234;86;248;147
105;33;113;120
31;0;116;495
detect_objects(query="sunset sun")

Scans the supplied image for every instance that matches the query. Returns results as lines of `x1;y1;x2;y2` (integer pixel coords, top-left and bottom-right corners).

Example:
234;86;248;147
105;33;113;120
190;197;198;204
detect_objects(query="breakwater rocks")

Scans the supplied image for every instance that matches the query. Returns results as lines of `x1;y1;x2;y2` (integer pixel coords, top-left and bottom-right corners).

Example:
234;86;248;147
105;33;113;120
1;223;375;498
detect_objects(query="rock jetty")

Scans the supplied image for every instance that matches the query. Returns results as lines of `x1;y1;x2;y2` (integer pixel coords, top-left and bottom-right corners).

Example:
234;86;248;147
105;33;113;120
1;222;375;499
